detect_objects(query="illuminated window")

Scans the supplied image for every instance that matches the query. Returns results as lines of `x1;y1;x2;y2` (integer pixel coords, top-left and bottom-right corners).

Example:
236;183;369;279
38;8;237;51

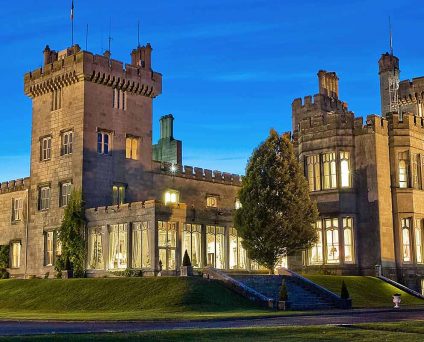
88;227;104;270
11;242;21;268
343;217;354;263
415;219;423;264
308;220;323;265
45;231;54;266
12;198;23;221
61;131;73;156
164;190;179;205
340;152;351;188
97;131;111;155
108;223;128;269
325;218;339;264
401;218;411;263
306;155;321;191
41;137;52;161
206;195;218;208
112;184;126;205
229;228;247;270
60;182;72;207
323;152;337;189
132;222;151;269
125;136;138;160
206;226;226;269
182;224;202;268
412;154;422;190
235;198;242;209
158;221;177;270
398;152;409;188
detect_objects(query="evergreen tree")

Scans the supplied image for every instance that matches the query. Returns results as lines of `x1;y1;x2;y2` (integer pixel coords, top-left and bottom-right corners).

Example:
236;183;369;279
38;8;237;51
182;250;192;267
340;280;350;299
234;130;318;272
58;189;86;277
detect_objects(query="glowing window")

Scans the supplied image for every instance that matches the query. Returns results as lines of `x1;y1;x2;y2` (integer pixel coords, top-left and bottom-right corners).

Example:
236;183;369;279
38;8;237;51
206;196;218;208
398;152;409;188
343;217;354;263
340;152;351;188
306;155;321;191
126;136;138;160
323;152;337;189
415;219;423;264
402;218;411;262
164;190;179;205
308;220;323;265
325;218;339;264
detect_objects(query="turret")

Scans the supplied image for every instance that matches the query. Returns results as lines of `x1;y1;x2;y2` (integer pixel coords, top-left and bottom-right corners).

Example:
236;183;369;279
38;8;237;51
379;52;400;117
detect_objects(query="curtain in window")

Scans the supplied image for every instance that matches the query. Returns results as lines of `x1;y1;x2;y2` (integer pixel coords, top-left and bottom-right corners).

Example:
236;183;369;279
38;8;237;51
343;217;354;263
309;220;323;265
415;221;423;264
402;218;411;262
325;218;339;264
109;224;128;269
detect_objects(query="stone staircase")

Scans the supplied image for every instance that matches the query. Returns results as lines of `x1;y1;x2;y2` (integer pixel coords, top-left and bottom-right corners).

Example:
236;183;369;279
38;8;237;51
231;273;346;310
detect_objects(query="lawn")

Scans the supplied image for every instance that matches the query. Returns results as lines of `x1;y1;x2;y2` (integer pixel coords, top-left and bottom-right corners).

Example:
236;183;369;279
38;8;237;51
1;321;423;341
0;277;286;321
304;275;424;308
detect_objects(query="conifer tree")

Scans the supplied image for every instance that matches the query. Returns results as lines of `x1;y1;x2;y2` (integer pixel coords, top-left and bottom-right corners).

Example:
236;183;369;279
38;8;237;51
234;130;318;272
58;189;86;277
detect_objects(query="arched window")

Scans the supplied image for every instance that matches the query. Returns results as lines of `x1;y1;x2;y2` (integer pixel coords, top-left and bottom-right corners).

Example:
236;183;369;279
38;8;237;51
401;218;411;263
398;152;409;188
325;218;339;264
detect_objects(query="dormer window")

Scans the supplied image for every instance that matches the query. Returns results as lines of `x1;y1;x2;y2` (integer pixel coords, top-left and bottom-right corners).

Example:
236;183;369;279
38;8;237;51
164;190;179;205
206;195;218;208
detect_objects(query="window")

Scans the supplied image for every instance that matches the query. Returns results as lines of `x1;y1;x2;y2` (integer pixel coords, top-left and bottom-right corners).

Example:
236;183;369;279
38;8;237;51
125;136;138;160
235;198;242;210
41;137;52;161
164;190;179;205
412;154;422;190
206;195;218;208
60;182;72;207
401;218;411;263
97;131;111;155
158;221;177;270
45;231;54;266
182;224;202;268
306;155;321;191
61;131;73;156
108;224;128;269
308;220;323;265
132;222;151;269
325;218;339;264
206;226;226;269
323;152;337;189
11;242;21;268
39;186;51;210
229;228;247;270
52;88;62;111
343;217;354;263
112;184;126;205
113;88;127;110
415;219;423;264
12;198;23;221
398;152;409;188
340;152;351;188
88;227;104;270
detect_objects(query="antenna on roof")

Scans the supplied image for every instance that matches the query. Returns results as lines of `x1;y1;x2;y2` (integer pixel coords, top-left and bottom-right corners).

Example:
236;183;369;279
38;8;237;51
108;17;113;55
389;16;393;56
137;20;141;48
85;24;88;51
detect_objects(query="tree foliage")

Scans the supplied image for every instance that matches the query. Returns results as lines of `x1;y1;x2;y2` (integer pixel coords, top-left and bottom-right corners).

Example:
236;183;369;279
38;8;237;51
57;189;86;277
234;130;318;271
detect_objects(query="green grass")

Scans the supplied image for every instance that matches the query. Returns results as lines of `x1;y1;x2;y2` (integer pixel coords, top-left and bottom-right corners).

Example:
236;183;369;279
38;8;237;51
0;277;289;321
1;321;423;341
304;275;424;308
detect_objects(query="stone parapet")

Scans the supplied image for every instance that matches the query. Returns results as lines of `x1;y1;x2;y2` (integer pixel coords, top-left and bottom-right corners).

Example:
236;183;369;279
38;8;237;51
152;161;242;186
386;112;424;133
0;177;30;194
353;114;388;136
292;93;351;117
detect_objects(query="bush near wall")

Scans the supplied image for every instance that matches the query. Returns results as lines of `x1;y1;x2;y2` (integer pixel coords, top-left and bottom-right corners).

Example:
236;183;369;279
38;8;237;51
0;245;10;279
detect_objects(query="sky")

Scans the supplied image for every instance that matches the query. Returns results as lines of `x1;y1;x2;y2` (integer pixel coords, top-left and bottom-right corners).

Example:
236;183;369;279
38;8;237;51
0;0;423;181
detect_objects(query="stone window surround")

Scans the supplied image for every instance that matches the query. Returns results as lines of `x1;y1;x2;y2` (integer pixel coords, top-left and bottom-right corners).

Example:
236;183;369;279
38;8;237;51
306;215;356;266
59;180;73;207
97;128;114;155
38;183;52;211
43;229;60;267
125;134;139;160
39;134;53;161
206;194;220;208
304;149;354;192
397;150;424;190
400;216;424;265
11;197;24;223
60;129;74;156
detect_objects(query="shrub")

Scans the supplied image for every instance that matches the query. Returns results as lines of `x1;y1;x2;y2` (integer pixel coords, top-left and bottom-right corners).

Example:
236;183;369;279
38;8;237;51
279;279;288;301
341;280;350;299
0;268;10;279
0;245;10;269
182;250;192;267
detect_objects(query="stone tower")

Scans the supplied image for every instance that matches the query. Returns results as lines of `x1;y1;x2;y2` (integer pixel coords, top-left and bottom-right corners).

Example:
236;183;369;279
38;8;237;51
152;114;182;164
23;43;162;274
379;53;400;117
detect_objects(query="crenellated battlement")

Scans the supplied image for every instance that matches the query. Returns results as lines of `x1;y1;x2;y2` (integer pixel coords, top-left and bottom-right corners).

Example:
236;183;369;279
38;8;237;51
353;114;388;136
0;177;30;194
24;44;162;99
292;94;350;115
386;112;424;132
151;161;242;186
399;76;424;103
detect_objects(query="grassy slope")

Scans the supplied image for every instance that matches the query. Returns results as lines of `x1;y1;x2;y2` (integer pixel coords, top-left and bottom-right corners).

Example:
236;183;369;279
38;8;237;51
304;275;424;308
0;277;279;320
1;321;424;341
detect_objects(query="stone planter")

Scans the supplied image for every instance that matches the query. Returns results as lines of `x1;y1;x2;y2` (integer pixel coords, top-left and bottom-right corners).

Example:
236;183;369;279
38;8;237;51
393;294;401;308
180;266;193;277
278;301;287;310
268;299;275;309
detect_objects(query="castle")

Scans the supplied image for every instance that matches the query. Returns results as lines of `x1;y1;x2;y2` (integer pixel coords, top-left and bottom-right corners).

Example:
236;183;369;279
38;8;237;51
0;39;423;293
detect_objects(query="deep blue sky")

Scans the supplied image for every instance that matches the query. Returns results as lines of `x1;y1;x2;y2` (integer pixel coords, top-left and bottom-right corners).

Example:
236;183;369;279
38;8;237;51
1;0;423;181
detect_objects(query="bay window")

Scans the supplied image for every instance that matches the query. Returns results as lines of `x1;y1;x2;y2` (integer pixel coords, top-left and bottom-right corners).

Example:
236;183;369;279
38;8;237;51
108;223;128;269
229;228;247;270
308;220;323;265
132;222;151;269
401;218;411;263
206;226;226;269
158;221;177;270
306;155;321;191
323;152;337;189
325;218;339;264
343;217;354;263
182;224;202;268
88;227;104;270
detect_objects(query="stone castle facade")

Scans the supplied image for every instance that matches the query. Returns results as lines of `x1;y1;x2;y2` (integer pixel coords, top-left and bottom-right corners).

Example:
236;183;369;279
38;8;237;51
0;41;423;292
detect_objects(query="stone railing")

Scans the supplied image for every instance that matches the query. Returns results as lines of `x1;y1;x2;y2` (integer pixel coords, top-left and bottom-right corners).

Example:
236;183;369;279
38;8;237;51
378;275;424;300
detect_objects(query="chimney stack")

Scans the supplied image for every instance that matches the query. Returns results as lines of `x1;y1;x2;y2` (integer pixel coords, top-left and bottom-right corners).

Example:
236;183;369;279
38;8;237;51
318;70;339;99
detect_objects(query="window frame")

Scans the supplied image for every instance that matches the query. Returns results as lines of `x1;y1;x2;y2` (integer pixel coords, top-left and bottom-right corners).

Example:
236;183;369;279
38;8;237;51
125;135;139;160
60;181;72;207
97;131;112;155
39;186;51;211
306;154;321;191
61;130;73;156
10;241;21;269
112;183;126;205
40;136;52;161
12;198;23;222
164;189;179;205
401;217;412;263
206;195;219;208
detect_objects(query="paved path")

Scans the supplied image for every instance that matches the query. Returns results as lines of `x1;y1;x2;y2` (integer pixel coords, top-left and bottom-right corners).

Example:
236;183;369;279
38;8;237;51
0;309;423;336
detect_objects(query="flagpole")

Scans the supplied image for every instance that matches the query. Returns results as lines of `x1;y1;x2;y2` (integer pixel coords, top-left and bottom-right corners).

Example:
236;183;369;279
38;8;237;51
71;1;74;46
